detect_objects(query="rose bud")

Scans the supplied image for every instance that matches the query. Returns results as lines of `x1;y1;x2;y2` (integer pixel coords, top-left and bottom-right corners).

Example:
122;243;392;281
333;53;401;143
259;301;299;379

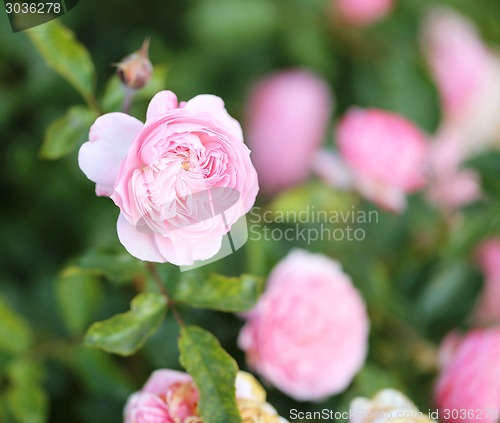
238;249;369;401
116;38;153;90
435;328;500;423
245;69;332;196
336;108;429;212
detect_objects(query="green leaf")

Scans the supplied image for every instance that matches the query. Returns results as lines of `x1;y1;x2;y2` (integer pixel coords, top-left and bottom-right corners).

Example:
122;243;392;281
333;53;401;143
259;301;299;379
0;297;33;354
352;46;440;133
39;106;96;160
179;326;241;423
101;64;169;113
187;0;276;49
416;261;481;335
25;20;96;106
73;347;134;400
6;359;44;387
6;359;47;423
75;247;146;285
464;151;500;200
55;267;104;334
172;273;263;312
6;385;48;423
84;293;167;356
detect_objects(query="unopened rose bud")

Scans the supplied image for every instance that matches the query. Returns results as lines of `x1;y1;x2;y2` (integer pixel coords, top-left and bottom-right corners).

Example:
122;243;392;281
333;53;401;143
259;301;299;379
116;38;153;90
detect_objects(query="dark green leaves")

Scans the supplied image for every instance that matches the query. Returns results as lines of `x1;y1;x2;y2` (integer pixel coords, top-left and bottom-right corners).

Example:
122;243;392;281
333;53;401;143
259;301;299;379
55;267;104;334
179;326;241;423
26;21;96;108
84;293;167;356
5;359;48;423
40;106;96;160
464;151;500;200
0;297;33;354
171;273;263;312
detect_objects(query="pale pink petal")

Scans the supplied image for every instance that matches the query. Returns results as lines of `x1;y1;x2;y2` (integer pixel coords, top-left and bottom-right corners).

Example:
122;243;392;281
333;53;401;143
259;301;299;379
146;90;179;120
158;233;223;266
184;94;244;140
312;149;353;190
116;214;166;263
143;370;192;395
78;113;143;197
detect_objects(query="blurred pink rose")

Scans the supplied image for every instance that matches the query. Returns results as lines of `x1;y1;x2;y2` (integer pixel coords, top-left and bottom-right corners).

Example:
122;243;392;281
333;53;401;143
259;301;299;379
79;90;258;265
333;0;394;26
245;69;332;195
124;369;289;423
426;126;481;211
238;249;369;401
435;329;500;422
336;108;428;212
472;239;500;325
422;7;500;152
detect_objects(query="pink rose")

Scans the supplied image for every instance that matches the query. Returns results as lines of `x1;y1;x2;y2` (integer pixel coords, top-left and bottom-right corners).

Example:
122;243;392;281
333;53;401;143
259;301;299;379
332;0;394;26
238;249;369;401
336;108;428;212
78;90;259;265
124;370;198;423
245;69;332;195
435;329;500;422
472;239;500;325
124;369;289;423
426;126;481;211
422;7;500;153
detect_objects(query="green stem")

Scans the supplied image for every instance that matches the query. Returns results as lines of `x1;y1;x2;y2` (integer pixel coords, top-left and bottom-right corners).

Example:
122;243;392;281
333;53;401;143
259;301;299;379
146;262;185;328
84;93;102;116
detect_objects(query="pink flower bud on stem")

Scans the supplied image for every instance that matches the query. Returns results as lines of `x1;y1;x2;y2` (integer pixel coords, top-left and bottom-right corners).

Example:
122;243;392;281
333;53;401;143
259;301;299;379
115;38;154;112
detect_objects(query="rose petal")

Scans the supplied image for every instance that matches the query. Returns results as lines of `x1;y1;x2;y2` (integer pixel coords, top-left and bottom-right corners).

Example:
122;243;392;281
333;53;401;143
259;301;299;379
184;94;243;140
116;214;166;262
143;370;192;395
156;233;223;266
78;113;143;196
147;90;179;120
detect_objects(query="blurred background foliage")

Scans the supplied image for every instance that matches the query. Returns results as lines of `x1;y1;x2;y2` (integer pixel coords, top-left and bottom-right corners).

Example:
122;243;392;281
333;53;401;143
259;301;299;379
2;0;500;421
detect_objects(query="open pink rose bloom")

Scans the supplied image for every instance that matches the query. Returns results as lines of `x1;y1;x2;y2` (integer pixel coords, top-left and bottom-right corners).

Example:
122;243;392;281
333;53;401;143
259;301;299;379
124;369;289;423
78;90;259;266
239;249;369;401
